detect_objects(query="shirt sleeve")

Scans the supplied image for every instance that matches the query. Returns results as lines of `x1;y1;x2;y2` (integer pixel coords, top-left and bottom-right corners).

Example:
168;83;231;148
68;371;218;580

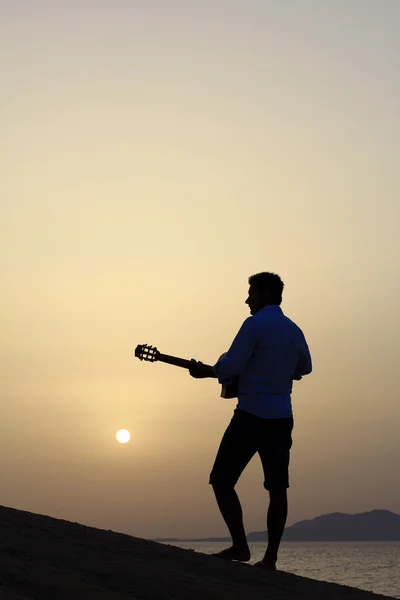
212;317;257;384
293;333;312;380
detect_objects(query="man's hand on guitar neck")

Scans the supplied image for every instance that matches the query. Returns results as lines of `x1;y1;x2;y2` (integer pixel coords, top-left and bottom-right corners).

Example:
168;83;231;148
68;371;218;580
189;359;218;379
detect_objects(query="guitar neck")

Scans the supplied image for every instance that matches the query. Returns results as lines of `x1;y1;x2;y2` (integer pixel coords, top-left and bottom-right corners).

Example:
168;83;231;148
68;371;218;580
158;353;211;371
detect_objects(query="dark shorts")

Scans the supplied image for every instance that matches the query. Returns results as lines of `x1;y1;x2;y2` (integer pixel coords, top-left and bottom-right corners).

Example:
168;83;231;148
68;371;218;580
209;409;293;490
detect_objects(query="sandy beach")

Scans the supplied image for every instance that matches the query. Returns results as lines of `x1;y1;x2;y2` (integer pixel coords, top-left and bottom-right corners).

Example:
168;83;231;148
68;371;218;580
0;505;395;600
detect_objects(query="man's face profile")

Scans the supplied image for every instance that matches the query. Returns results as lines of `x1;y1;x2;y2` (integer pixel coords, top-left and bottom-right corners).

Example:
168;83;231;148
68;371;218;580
245;284;260;315
245;283;273;315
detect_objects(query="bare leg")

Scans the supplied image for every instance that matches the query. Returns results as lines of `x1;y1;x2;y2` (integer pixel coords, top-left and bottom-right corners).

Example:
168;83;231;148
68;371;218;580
211;484;251;561
255;487;288;571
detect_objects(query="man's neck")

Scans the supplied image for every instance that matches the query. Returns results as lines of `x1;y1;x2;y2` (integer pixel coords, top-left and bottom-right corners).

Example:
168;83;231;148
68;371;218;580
258;303;280;311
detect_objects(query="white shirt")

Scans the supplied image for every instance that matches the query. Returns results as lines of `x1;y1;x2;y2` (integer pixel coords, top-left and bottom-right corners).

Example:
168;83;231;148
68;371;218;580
213;305;312;418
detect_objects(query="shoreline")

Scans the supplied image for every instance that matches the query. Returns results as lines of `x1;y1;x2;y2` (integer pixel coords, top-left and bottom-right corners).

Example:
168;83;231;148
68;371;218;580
0;505;396;600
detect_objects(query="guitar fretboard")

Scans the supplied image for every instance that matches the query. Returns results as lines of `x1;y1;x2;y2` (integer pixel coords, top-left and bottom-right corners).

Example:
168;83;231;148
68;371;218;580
157;353;192;370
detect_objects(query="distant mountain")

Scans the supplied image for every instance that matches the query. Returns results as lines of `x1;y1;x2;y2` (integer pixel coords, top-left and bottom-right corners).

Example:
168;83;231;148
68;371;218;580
155;510;400;542
249;510;400;542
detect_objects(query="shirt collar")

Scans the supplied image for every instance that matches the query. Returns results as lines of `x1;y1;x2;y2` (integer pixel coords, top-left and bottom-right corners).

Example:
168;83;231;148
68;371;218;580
258;304;282;313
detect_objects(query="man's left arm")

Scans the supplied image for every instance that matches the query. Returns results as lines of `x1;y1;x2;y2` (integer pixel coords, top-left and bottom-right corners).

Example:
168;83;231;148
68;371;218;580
189;360;218;379
189;317;257;380
213;317;257;383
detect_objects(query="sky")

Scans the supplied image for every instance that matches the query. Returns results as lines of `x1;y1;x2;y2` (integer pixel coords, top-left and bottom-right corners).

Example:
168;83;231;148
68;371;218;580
1;0;399;539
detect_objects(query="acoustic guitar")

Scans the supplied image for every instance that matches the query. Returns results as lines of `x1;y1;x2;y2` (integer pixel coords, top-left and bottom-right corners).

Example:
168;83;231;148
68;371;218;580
134;344;239;399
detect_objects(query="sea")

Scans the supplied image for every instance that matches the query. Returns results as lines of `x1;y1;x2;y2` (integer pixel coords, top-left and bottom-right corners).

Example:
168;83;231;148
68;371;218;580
164;541;400;599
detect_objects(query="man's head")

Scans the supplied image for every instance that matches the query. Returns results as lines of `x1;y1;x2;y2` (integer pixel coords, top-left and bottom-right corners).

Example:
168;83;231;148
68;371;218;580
245;272;284;315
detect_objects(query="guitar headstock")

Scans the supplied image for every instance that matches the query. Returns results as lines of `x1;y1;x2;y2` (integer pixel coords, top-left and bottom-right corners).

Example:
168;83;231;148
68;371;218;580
134;344;160;362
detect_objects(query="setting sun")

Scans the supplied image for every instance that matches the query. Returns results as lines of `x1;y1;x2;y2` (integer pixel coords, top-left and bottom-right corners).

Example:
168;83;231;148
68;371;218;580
116;429;130;444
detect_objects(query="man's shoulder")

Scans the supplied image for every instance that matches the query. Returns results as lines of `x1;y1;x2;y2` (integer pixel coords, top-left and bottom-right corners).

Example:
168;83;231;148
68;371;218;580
281;313;300;327
239;315;257;331
281;315;307;339
253;306;285;324
255;309;304;334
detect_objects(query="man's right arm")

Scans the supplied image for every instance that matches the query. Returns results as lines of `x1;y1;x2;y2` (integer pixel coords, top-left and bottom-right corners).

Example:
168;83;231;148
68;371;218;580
293;334;312;380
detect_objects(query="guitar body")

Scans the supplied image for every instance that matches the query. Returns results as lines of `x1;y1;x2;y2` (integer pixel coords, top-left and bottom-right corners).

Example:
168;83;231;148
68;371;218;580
220;377;240;399
135;345;240;399
218;353;240;399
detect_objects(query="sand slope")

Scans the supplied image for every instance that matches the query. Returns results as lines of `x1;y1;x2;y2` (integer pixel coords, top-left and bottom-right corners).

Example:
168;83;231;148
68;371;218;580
0;505;393;600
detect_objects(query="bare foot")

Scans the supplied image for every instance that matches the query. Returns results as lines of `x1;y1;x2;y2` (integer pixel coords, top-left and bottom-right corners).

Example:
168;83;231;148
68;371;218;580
254;559;277;572
211;545;251;562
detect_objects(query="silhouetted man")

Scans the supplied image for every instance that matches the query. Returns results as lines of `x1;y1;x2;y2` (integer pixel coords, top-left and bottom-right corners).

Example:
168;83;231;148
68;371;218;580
189;272;312;571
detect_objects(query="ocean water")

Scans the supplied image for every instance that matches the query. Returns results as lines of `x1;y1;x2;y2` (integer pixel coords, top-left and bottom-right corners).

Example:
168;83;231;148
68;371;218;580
166;541;400;598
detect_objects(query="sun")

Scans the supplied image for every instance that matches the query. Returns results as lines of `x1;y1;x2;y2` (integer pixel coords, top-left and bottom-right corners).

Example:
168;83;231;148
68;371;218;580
116;429;131;443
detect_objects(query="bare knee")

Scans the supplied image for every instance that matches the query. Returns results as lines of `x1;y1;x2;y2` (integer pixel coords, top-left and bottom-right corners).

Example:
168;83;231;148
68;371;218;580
268;487;288;503
211;481;235;497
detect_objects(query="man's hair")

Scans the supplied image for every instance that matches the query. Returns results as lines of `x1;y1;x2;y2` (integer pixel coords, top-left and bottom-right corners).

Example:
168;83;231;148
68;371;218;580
248;272;284;305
